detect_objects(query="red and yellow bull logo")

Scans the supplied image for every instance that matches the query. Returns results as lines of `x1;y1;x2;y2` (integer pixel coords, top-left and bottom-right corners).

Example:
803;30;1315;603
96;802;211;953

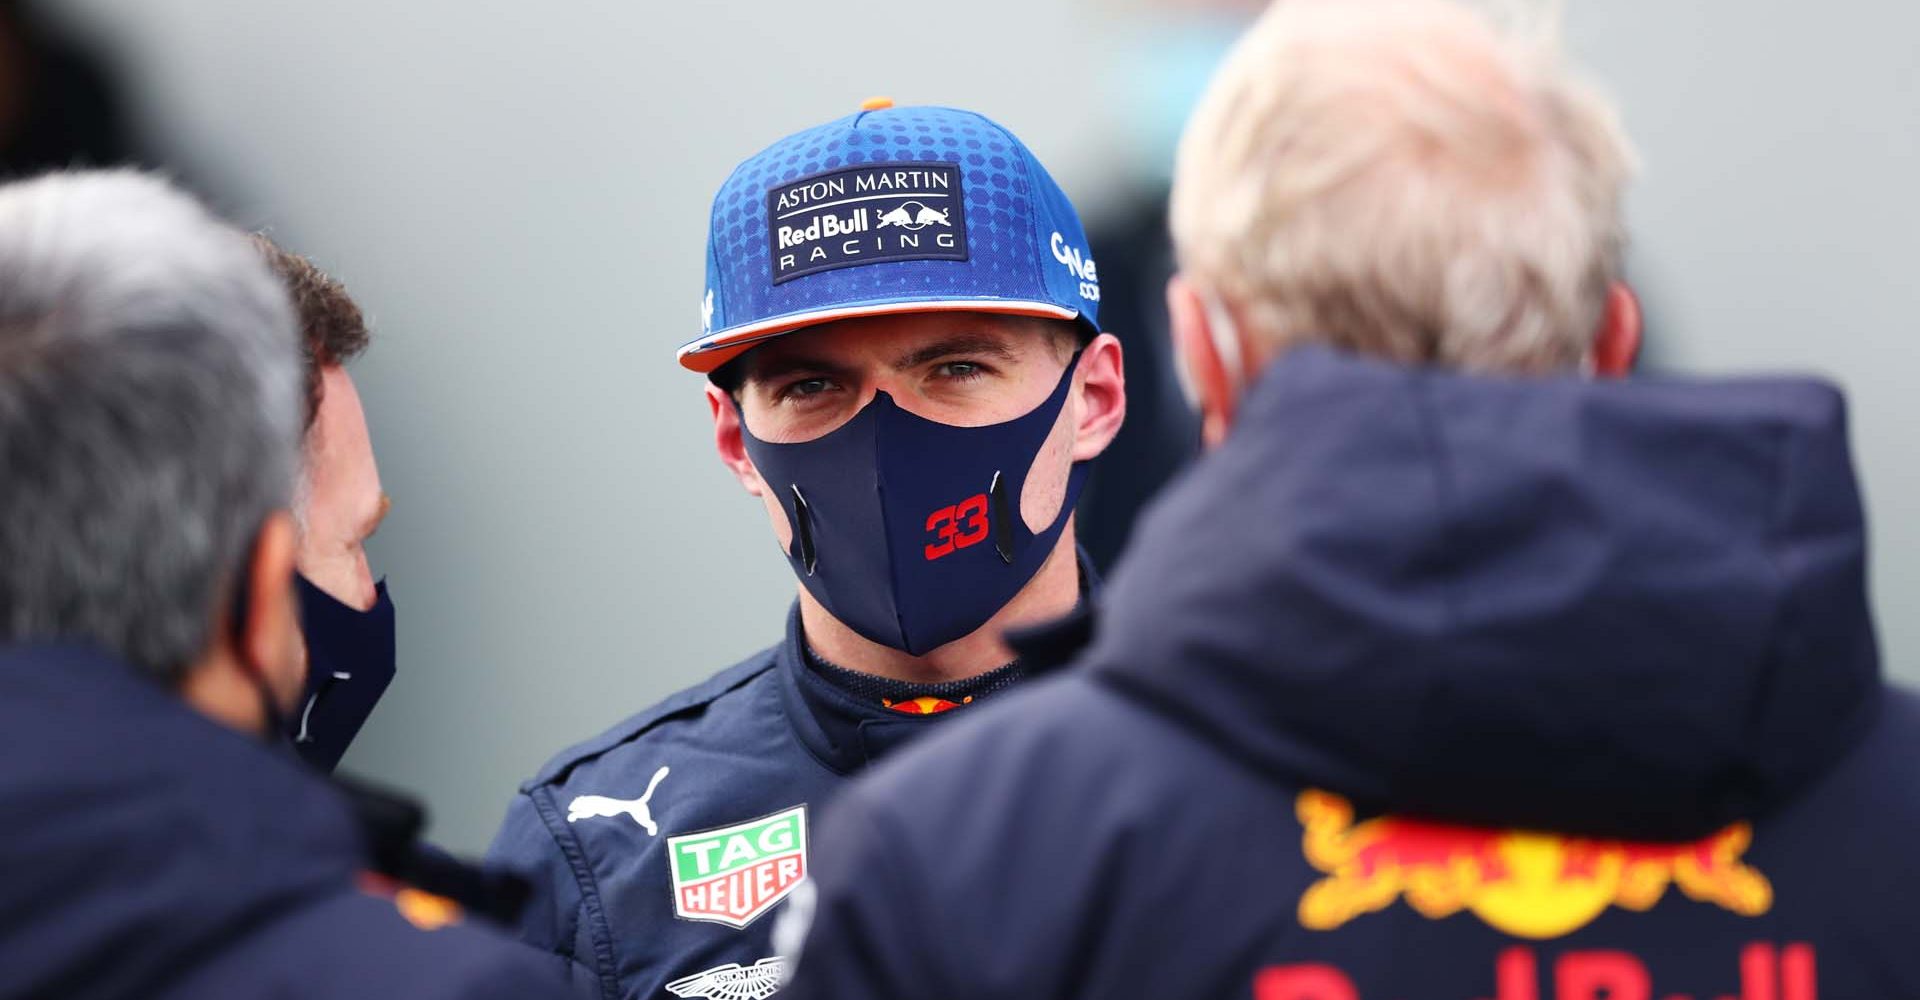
357;872;463;931
1296;790;1772;939
883;695;972;715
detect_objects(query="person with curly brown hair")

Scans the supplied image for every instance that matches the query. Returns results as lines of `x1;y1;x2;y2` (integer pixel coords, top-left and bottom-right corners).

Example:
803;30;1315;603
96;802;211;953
254;235;395;773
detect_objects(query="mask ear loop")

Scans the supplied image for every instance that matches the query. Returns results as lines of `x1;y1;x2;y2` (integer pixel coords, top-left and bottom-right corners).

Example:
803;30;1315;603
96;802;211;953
1202;291;1247;394
734;391;821;577
294;670;353;745
788;484;818;576
989;470;1014;564
984;347;1086;567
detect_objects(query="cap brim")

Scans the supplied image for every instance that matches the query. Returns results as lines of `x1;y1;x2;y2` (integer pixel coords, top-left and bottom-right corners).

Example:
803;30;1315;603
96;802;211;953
678;299;1082;373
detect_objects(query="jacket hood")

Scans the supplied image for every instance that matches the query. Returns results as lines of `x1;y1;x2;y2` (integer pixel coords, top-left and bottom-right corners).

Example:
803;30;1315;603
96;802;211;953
1087;347;1880;840
0;642;366;999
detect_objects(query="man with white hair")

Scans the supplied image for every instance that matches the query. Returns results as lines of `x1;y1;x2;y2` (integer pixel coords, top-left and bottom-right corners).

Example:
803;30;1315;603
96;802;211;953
777;1;1918;997
0;170;579;999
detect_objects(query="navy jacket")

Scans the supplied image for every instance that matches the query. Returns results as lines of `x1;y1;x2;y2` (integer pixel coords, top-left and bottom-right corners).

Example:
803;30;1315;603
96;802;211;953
489;603;1075;1000
782;348;1914;1000
0;642;578;1000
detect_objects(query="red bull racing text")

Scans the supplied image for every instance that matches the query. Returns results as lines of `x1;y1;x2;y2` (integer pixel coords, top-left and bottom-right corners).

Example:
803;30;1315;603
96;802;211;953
1255;942;1818;1000
767;164;967;283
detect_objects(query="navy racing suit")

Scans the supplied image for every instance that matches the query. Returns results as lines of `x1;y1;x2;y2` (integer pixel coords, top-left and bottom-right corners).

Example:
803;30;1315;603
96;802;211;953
487;592;1086;1000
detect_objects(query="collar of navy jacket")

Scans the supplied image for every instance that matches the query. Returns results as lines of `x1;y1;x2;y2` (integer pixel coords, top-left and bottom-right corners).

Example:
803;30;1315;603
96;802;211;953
778;549;1098;774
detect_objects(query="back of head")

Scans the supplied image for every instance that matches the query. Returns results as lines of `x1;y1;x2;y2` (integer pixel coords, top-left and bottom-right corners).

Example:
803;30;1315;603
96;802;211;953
1170;0;1635;372
0;170;300;681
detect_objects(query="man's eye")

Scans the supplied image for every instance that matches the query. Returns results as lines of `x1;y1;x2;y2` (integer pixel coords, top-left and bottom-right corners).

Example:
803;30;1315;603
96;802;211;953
935;361;988;381
779;378;837;401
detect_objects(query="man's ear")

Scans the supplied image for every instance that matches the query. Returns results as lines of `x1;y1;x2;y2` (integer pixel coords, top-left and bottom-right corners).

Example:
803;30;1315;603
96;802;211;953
1068;332;1126;462
1167;274;1237;448
240;510;304;717
707;382;768;498
1590;280;1643;378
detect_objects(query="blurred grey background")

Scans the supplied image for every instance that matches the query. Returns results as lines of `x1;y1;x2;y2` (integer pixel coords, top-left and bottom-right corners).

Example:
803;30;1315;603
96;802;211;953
28;0;1918;853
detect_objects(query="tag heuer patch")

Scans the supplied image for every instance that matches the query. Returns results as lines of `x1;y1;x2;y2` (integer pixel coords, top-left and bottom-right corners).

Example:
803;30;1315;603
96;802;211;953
667;805;808;928
767;163;967;283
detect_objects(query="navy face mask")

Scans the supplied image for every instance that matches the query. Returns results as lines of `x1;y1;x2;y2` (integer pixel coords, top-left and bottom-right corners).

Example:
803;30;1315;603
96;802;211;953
289;574;397;772
739;355;1090;656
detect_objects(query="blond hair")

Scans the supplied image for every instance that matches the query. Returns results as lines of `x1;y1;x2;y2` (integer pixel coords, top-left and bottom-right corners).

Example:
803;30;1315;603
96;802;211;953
1170;0;1636;373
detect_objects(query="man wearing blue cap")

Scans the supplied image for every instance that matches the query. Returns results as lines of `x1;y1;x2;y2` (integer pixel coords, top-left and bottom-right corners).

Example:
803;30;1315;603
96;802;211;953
487;100;1125;1000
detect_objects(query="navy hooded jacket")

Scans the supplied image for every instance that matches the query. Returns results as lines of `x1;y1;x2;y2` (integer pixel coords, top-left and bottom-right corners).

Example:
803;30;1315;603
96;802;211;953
780;348;1914;1000
0;642;581;1000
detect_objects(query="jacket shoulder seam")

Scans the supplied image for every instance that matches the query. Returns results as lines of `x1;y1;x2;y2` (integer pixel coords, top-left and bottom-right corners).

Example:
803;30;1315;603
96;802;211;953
524;653;777;790
528;783;624;1000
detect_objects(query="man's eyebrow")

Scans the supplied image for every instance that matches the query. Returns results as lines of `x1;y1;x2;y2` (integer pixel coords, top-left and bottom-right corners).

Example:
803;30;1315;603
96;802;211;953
362;493;393;541
891;334;1018;371
745;354;856;387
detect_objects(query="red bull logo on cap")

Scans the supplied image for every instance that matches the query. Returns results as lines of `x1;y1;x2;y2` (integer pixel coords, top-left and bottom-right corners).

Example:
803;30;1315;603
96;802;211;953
875;201;951;230
768;163;968;283
1295;790;1772;939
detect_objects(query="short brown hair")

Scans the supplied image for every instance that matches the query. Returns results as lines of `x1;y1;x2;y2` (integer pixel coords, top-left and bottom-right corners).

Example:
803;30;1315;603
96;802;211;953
253;234;370;427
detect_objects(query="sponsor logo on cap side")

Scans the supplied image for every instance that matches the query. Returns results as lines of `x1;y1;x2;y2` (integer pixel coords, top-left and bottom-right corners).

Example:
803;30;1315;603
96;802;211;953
1050;231;1100;303
667;804;809;928
768;164;968;284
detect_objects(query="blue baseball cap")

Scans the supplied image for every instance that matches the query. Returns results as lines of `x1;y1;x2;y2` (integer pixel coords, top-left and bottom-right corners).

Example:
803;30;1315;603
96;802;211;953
680;99;1102;373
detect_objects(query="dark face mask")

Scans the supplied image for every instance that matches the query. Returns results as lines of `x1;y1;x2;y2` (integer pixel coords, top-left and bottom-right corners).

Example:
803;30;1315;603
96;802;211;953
289;574;397;772
738;354;1089;655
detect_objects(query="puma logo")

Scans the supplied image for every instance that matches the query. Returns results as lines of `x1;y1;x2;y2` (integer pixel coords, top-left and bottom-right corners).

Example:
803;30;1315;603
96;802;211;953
566;765;671;836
